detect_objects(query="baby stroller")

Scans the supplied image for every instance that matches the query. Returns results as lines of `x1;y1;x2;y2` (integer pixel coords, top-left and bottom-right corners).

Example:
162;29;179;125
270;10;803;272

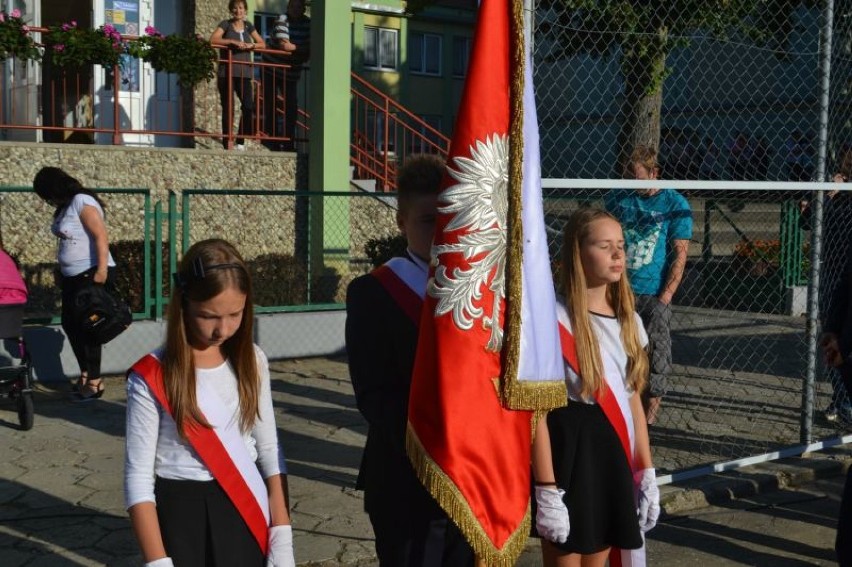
0;250;33;430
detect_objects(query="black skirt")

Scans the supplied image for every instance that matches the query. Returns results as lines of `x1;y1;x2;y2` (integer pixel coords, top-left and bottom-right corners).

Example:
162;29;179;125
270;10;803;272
155;477;265;567
545;402;643;554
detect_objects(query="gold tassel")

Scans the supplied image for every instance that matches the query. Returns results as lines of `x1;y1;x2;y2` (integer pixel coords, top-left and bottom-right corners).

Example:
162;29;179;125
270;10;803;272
406;426;531;567
501;0;567;412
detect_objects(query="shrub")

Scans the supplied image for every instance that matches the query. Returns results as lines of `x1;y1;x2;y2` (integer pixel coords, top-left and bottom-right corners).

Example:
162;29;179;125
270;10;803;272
365;234;407;268
110;239;170;313
126;26;217;88
0;9;40;62
247;253;308;306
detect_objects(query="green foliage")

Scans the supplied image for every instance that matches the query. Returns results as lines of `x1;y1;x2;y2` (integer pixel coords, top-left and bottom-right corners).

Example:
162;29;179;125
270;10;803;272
248;253;309;306
110;239;170;312
539;0;820;87
365;234;408;268
44;22;125;68
0;10;40;62
126;28;217;88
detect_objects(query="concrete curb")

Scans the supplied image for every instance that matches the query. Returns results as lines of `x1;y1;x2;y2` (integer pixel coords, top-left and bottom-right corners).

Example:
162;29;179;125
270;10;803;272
660;446;852;516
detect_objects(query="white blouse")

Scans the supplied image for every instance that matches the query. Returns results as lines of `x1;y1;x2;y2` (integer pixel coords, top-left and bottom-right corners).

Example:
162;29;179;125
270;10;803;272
124;346;285;509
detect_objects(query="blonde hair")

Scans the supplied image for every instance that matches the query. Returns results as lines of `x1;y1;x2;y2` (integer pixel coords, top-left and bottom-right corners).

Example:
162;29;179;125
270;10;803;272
163;238;259;437
561;208;649;399
630;144;659;177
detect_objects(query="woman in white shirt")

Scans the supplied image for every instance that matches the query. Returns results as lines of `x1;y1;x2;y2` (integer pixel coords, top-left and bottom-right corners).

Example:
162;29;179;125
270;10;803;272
33;167;116;401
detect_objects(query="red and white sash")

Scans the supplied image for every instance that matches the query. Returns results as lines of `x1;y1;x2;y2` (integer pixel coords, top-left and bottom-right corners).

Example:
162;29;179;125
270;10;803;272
556;320;646;567
371;255;427;325
130;355;270;555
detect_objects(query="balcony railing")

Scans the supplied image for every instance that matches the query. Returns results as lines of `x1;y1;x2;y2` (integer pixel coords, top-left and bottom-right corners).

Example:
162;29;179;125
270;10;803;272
0;27;308;150
350;72;451;192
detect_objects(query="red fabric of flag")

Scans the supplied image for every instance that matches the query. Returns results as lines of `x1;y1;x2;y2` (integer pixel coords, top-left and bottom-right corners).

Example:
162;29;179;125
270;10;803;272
406;1;535;563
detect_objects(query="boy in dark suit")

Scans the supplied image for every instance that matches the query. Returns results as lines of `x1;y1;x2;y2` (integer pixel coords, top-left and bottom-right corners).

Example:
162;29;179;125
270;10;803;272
345;155;474;566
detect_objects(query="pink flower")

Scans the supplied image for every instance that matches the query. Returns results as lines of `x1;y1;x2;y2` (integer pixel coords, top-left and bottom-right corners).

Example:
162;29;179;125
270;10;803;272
53;44;65;52
70;20;77;27
61;23;70;31
0;12;6;23
10;8;21;18
22;25;29;32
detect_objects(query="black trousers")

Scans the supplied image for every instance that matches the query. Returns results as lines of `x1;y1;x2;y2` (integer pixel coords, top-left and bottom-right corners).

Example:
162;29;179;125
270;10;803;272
217;76;255;146
838;466;852;566
155;477;264;567
368;490;475;567
60;267;115;380
261;67;300;151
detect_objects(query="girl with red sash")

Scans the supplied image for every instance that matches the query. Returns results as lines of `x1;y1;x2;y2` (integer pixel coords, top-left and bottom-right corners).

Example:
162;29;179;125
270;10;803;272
532;208;660;567
125;239;294;567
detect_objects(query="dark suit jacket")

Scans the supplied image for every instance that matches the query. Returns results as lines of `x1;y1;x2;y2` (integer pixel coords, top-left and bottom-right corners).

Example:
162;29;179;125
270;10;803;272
826;238;852;364
345;270;437;517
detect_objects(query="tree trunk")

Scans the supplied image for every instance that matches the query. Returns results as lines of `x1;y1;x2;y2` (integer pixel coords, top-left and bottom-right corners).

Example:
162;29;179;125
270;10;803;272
613;49;666;178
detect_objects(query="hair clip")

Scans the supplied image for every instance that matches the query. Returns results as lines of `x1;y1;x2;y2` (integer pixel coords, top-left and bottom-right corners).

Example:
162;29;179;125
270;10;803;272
179;258;244;284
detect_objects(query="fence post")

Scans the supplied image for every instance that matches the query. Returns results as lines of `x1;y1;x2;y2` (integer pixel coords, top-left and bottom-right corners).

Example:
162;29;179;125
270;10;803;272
801;0;837;444
154;201;164;321
112;63;121;145
803;194;824;444
143;192;152;318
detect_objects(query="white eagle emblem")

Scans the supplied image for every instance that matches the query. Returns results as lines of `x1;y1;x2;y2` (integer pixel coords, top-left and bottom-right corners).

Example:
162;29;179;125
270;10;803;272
429;134;509;352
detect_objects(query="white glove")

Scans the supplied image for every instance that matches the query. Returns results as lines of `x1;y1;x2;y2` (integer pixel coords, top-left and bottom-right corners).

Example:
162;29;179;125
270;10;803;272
535;486;570;544
635;468;660;533
145;559;174;567
266;524;296;567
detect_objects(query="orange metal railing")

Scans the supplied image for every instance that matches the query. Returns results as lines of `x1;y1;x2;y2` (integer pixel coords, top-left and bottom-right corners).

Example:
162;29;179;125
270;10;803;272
0;27;307;149
350;72;450;192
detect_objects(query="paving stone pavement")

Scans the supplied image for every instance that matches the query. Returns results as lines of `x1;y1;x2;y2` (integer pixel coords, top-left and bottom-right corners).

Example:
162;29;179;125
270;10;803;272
1;355;851;566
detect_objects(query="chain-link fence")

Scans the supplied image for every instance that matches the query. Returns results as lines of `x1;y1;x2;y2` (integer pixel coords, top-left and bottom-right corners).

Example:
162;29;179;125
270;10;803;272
530;0;852;476
532;0;852;183
5;180;852;476
540;179;852;478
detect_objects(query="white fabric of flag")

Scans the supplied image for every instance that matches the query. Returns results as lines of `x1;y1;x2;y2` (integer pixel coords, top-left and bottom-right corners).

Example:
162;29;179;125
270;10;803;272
517;42;565;384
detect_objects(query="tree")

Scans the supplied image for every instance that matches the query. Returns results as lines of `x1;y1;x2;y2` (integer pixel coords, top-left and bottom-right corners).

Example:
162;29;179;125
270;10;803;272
411;0;824;178
537;0;821;177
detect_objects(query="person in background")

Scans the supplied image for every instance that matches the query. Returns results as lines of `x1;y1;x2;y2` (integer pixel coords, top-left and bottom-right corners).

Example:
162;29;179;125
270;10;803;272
345;155;474;566
605;145;693;425
33;167;116;402
277;0;310;152
801;145;852;423
210;0;265;150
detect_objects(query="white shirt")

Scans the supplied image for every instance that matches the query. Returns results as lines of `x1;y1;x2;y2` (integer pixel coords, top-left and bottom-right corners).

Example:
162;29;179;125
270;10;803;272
124;346;285;509
557;302;649;455
51;194;116;277
556;303;648;405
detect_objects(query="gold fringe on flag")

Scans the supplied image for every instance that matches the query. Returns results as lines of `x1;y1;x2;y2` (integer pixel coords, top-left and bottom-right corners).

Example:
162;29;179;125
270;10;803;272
501;0;567;412
406;425;531;567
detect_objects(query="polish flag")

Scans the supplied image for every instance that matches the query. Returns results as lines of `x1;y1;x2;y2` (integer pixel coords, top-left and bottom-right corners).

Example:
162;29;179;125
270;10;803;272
406;0;565;563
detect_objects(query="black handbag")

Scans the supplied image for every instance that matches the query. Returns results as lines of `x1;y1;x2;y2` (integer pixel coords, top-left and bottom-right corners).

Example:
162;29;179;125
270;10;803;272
73;284;132;345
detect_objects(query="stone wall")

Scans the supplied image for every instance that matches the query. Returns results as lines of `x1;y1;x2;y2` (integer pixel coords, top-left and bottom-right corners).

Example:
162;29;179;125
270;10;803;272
0;141;305;315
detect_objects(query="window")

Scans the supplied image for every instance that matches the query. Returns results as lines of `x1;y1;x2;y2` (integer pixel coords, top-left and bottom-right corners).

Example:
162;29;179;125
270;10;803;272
409;114;444;154
409;32;442;76
364;26;398;71
453;36;472;78
254;12;279;42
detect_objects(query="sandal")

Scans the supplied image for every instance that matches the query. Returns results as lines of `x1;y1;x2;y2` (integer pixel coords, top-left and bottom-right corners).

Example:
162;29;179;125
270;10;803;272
71;374;88;393
72;379;104;402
